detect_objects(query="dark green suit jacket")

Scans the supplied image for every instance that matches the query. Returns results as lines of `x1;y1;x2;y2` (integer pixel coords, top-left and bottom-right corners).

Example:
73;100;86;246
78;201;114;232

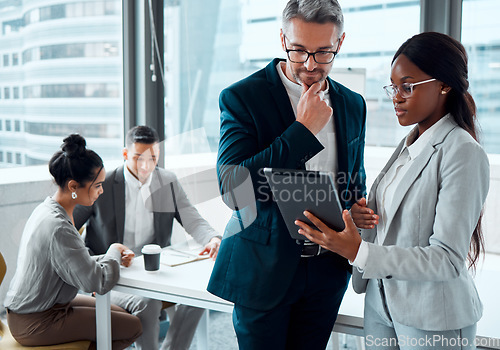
207;58;366;311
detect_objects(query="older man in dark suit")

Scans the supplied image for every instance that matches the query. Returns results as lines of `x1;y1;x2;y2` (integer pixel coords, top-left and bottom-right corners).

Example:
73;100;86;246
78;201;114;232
207;1;367;349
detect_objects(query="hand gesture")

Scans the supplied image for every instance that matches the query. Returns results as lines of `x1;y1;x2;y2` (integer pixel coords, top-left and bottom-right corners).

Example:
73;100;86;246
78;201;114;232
350;198;379;229
199;236;221;260
296;82;332;135
110;243;135;267
295;210;361;262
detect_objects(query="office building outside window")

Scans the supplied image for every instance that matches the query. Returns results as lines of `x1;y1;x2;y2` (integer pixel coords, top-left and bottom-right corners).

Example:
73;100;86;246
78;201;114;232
0;0;123;168
462;0;500;154
2;0;499;168
162;0;421;156
162;0;500;156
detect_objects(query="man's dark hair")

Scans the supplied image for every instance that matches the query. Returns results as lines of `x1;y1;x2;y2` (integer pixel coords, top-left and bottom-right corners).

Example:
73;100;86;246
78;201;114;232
125;125;160;147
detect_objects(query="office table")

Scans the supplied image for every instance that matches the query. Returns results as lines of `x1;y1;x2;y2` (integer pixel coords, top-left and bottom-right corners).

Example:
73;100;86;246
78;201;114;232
95;253;500;350
95;256;232;350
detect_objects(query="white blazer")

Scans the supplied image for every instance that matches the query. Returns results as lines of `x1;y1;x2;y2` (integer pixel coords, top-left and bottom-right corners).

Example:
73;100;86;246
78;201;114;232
352;116;490;331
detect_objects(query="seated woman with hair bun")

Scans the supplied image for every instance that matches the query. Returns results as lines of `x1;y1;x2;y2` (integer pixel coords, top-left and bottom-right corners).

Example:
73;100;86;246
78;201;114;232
3;134;142;350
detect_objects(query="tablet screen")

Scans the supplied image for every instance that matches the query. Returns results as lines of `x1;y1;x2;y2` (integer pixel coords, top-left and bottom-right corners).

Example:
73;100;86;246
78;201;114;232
264;168;345;240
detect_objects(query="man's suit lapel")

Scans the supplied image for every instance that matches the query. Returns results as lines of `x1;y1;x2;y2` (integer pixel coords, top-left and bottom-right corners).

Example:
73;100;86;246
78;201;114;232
328;78;348;175
147;168;177;245
266;59;298;128
113;166;126;243
149;169;163;242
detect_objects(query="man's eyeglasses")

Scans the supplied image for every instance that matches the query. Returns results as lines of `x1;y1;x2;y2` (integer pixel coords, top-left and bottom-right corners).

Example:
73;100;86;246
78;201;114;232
283;35;339;64
383;78;437;99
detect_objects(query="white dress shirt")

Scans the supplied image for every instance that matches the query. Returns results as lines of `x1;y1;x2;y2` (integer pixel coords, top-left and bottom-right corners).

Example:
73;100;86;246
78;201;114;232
352;114;451;269
276;62;338;176
123;165;155;253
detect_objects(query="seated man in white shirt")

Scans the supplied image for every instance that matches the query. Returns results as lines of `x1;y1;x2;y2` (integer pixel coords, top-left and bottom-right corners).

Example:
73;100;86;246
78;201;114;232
74;125;221;350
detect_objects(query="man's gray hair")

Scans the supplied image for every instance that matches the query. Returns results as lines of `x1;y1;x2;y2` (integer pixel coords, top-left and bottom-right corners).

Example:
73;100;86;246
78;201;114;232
282;0;344;36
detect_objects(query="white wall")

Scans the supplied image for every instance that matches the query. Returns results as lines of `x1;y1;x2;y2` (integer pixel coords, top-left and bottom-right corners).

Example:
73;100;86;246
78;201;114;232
0;167;57;306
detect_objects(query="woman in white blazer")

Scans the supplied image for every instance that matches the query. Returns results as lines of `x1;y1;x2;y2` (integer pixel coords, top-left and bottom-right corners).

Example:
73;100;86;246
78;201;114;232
296;32;489;350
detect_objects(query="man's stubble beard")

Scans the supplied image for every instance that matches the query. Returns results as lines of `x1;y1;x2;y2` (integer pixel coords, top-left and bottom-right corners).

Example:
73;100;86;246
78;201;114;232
293;67;329;87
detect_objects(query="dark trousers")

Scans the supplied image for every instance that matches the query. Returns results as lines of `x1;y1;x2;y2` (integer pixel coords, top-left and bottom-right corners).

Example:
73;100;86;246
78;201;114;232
7;294;142;350
233;252;350;350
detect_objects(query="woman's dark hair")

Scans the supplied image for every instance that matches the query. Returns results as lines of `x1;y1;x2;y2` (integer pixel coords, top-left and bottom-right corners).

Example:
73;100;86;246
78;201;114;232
49;134;103;189
393;32;483;270
393;31;478;140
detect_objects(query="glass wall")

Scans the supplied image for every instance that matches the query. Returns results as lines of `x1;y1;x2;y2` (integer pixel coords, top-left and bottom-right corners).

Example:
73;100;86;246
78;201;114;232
2;0;499;167
337;0;420;147
462;0;500;154
162;0;420;156
0;0;123;168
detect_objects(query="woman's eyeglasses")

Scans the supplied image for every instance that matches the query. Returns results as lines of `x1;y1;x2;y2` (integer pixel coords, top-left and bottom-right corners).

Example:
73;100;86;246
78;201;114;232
383;78;437;99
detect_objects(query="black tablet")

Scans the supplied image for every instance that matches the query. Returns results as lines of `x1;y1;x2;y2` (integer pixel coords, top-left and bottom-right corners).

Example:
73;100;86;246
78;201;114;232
263;168;345;240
